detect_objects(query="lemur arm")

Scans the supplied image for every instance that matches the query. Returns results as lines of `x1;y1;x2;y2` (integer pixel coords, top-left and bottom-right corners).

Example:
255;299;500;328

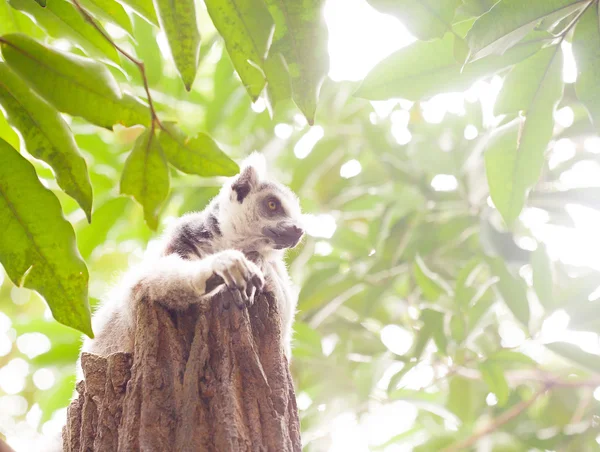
131;250;265;311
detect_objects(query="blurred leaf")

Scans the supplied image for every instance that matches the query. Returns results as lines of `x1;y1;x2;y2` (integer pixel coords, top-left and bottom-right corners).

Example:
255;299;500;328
77;197;130;258
489;349;537;366
366;0;461;40
531;243;555;310
154;0;200;90
0;138;92;337
79;0;133;35
480;359;509;405
31;342;81;366
158;122;239;177
0;33;149;129
458;0;497;17
545;341;600;373
204;0;272;100
573;2;600;130
0;62;93;221
121;128;169;230
414;255;452;301
355;32;543;100
487;257;530;326
264;0;329;124
119;0;157;25
465;0;585;61
447;375;483;424
38;374;76;423
292;321;322;358
421;308;448;354
487;46;563;225
8;0;120;63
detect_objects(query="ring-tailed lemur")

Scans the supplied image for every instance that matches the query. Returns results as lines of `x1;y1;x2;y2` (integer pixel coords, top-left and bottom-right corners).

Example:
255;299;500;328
80;152;304;372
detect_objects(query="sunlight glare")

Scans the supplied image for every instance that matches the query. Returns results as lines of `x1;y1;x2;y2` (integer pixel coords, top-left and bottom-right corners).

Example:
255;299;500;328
16;333;51;359
464;124;478;140
340;159;362;178
431;174;458;192
380;325;413;355
584;137;600;153
324;0;415;81
294;126;324;159
554;106;574;128
274;123;293;139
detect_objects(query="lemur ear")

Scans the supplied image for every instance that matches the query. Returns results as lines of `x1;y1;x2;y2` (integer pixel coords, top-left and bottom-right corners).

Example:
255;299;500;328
232;164;259;203
231;152;267;203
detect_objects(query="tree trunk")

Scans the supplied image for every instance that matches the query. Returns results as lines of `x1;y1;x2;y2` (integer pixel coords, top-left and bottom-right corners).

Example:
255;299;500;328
62;288;302;452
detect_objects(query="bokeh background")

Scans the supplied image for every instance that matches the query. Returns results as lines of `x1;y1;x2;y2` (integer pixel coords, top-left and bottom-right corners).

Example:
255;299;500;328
2;0;600;450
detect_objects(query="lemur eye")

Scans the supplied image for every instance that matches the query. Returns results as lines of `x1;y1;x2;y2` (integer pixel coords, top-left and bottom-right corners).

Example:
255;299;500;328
268;200;278;210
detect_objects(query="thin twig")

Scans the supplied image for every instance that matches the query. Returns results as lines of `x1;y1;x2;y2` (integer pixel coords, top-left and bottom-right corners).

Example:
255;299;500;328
71;0;162;129
440;384;549;452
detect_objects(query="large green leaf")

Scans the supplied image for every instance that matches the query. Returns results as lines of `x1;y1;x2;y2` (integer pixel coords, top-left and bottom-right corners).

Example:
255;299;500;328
546;342;600;373
264;0;329;124
8;0;120;63
355;32;543;100
0;33;149;129
367;0;461;40
487;46;563;225
121;128;169;230
79;0;133;35
465;0;586;61
0;138;92;337
573;2;600;130
153;0;201;90
158;122;239;177
0;0;23;34
119;0;158;25
204;0;272;101
487;257;530;326
0;63;93;221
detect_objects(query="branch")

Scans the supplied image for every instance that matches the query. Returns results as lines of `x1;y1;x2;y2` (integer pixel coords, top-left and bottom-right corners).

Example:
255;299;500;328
440;385;549;452
71;0;162;130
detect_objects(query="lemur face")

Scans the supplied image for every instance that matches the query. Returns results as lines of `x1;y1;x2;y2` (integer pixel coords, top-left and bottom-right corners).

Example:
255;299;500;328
225;153;304;251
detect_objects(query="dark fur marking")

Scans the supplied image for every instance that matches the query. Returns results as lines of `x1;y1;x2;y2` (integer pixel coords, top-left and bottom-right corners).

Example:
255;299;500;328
207;213;221;237
232;166;258;203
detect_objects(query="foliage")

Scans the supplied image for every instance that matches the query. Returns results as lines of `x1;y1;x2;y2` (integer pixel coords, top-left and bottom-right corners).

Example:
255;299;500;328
1;0;600;450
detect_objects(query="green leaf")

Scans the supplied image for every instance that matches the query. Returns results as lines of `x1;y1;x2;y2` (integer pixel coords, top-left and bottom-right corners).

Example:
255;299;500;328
119;0;158;25
8;0;120;63
531;242;555;310
157;122;239;177
0;0;23;34
413;255;452;301
204;0;272;101
0;62;93;221
0;33;149;129
355;32;543;100
489;349;537;366
264;0;329;124
121;128;169;230
546;342;600;373
33;0;45;5
367;0;461;40
0;138;92;337
479;359;509;406
421;308;448;354
79;0;133;35
573;2;600;130
465;0;586;61
487;46;564;225
153;0;201;90
487;257;530;326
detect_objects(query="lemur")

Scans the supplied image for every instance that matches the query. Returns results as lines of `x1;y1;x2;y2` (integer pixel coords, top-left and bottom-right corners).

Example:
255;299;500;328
79;152;304;375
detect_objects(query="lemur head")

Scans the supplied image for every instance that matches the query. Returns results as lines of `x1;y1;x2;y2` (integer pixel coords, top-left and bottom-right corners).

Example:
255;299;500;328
217;153;304;252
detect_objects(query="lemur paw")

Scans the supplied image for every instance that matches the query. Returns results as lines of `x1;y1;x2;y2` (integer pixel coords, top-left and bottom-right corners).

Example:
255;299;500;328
210;250;265;309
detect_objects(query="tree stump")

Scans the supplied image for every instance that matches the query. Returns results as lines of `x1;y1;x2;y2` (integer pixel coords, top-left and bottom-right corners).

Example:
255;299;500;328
62;289;302;452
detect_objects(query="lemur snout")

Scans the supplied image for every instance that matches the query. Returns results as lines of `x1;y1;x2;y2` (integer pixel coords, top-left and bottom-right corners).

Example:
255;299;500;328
262;224;304;249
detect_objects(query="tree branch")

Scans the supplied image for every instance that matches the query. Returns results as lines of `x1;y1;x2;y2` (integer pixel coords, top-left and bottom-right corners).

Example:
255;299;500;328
440;385;549;452
71;0;162;130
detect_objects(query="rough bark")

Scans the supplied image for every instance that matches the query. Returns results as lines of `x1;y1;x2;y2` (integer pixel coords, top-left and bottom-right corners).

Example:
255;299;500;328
62;289;301;452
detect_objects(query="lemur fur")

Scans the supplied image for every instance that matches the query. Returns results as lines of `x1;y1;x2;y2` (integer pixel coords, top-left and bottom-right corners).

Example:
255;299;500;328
78;153;304;378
